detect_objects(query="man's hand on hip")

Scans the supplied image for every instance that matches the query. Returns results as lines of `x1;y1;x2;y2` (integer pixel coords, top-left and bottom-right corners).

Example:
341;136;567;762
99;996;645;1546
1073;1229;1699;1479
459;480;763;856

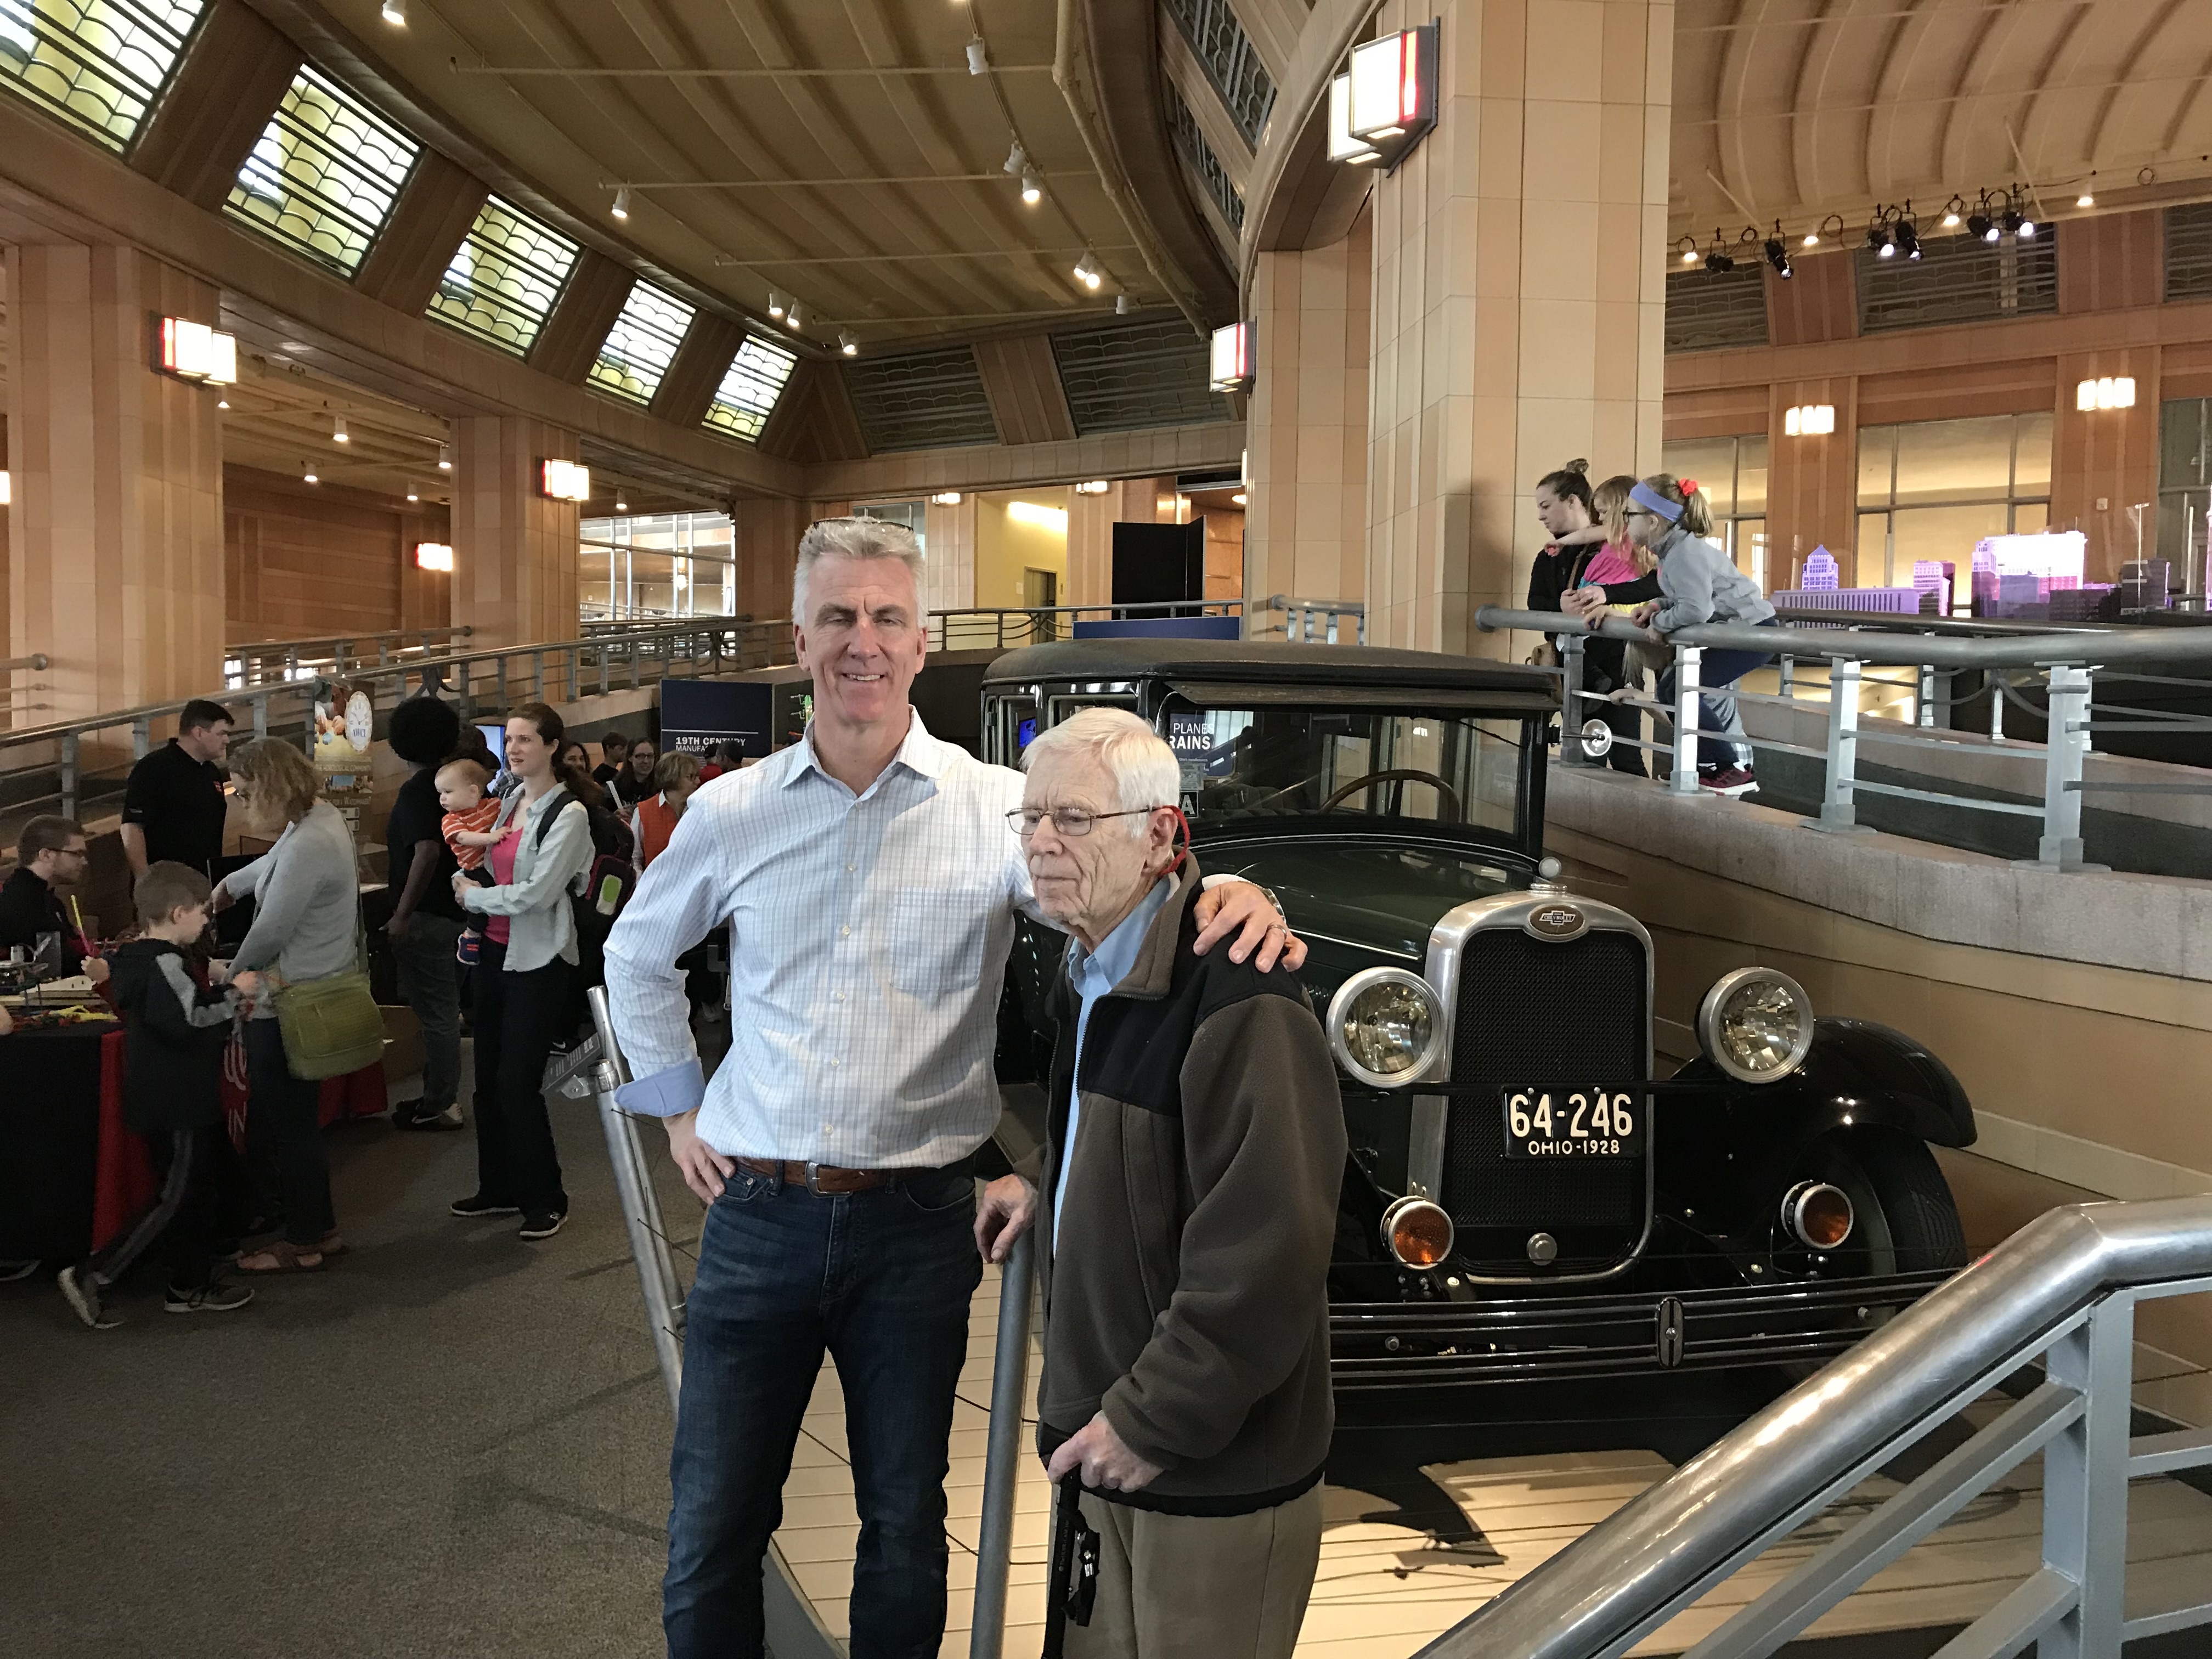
974;1174;1037;1263
665;1109;735;1206
1046;1411;1164;1493
1191;881;1305;972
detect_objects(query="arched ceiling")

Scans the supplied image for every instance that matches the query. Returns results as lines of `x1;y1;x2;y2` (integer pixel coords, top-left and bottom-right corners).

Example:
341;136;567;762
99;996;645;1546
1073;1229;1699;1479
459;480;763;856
1673;0;2212;242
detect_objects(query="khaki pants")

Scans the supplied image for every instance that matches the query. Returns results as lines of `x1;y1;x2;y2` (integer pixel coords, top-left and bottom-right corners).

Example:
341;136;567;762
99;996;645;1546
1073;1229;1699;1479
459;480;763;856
1063;1484;1323;1659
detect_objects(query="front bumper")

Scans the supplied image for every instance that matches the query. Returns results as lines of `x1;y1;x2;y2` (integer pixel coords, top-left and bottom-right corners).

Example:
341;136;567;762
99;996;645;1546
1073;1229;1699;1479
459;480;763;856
1330;1269;1953;1388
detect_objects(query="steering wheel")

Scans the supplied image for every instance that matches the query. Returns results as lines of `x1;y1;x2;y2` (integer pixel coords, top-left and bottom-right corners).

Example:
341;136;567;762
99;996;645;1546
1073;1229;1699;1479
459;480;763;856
1319;769;1461;822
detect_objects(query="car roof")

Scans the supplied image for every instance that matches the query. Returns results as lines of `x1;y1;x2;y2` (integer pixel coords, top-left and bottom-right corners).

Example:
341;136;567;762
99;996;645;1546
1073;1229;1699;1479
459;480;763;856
983;637;1553;693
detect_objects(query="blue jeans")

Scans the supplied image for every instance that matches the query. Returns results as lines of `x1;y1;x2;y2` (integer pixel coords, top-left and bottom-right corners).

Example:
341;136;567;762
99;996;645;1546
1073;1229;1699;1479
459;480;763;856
664;1160;983;1659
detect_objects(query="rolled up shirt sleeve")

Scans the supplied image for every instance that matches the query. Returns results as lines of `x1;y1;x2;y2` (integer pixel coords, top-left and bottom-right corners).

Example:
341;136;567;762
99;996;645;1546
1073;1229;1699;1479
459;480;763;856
604;797;725;1110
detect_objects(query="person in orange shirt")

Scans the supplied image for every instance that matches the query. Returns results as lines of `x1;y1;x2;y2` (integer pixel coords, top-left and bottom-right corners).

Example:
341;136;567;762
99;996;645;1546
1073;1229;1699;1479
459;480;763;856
631;749;705;870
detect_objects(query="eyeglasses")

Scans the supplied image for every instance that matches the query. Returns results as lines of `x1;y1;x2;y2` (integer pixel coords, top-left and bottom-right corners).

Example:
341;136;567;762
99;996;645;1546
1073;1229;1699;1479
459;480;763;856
1006;806;1155;839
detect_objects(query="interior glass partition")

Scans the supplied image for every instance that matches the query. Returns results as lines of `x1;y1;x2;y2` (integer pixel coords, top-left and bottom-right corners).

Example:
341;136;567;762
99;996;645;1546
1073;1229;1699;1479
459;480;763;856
580;512;739;622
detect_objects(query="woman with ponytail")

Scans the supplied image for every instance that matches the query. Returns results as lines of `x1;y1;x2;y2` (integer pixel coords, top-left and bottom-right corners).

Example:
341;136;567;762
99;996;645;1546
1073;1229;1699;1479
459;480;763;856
447;701;595;1238
1607;473;1778;795
1527;461;1647;776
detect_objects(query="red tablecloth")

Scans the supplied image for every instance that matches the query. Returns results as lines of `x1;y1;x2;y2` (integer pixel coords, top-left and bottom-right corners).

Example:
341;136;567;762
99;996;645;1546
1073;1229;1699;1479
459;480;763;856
90;1029;387;1251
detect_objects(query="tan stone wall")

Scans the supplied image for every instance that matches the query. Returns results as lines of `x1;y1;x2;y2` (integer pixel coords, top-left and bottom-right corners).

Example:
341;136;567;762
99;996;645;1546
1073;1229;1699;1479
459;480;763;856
450;416;579;650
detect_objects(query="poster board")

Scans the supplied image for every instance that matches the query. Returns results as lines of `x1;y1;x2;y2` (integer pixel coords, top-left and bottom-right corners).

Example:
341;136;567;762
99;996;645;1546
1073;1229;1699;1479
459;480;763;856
661;679;774;760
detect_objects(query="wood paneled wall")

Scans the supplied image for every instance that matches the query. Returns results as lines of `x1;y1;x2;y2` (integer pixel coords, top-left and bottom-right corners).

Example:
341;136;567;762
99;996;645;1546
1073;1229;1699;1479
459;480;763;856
224;465;450;641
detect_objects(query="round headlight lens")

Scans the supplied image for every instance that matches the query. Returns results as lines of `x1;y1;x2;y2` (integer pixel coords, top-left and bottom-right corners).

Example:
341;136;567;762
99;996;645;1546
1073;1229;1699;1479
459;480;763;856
1698;967;1815;1083
1326;968;1444;1089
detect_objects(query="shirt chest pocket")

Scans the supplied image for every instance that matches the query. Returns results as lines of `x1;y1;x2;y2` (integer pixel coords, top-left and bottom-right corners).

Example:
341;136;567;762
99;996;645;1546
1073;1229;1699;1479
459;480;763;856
887;886;995;998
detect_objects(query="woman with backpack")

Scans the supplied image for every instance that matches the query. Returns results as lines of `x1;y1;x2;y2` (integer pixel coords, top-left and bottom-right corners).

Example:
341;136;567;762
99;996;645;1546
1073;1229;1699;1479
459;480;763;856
448;702;595;1240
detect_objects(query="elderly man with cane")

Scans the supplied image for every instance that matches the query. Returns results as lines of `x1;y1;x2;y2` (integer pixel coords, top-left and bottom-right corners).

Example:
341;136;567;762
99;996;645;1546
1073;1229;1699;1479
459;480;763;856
603;517;1301;1659
975;707;1346;1659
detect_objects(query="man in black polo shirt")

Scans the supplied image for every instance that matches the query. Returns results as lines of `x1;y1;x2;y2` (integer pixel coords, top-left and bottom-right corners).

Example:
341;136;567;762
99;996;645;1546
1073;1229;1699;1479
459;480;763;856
0;816;109;982
121;699;233;882
382;694;469;1132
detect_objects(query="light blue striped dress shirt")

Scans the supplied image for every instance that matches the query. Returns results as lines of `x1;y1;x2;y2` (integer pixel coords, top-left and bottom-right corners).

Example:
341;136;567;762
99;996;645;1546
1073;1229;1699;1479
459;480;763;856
604;713;1043;1168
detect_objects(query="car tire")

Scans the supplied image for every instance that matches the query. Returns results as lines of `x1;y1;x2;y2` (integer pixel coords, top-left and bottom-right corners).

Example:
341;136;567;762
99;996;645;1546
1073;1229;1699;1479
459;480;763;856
1790;1128;1967;1276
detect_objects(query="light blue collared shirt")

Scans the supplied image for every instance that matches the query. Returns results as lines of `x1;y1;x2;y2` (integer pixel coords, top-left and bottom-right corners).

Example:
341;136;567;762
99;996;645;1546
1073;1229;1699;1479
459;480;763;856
1054;877;1175;1247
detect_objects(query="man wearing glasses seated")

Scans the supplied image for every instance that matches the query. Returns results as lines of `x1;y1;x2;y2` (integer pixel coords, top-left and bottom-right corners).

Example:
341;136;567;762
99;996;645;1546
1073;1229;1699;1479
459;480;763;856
0;816;110;983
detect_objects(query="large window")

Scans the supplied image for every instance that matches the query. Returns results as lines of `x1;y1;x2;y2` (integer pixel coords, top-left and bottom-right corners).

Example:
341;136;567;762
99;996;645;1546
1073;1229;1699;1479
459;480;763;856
1660;435;1769;588
589;280;695;406
580;511;737;622
702;335;798;442
0;0;201;151
227;63;418;276
427;196;578;358
1855;413;2052;593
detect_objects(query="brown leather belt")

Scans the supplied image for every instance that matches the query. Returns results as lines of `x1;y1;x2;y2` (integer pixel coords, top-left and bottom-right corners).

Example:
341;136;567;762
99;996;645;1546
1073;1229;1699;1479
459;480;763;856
735;1157;894;1194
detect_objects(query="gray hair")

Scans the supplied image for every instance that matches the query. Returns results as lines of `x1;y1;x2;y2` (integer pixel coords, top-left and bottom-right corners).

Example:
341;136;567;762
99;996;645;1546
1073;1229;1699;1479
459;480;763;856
1022;707;1183;833
792;516;927;625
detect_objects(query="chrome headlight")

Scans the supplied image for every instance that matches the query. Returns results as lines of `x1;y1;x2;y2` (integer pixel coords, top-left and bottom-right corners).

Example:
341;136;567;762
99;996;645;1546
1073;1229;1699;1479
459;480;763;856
1697;967;1815;1084
1326;967;1444;1088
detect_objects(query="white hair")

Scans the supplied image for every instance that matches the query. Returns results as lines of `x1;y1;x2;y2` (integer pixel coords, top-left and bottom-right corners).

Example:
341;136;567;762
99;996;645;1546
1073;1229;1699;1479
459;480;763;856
792;516;927;625
1022;707;1183;833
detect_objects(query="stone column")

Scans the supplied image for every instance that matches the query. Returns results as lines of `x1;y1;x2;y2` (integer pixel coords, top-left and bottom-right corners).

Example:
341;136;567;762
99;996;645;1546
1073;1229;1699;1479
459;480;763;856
1364;0;1671;656
450;416;580;649
1245;206;1373;628
5;244;227;719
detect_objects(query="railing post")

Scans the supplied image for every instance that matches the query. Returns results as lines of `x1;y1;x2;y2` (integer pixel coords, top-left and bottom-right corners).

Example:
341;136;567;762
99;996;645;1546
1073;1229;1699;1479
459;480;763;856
533;651;545;702
1917;661;1936;728
1669;645;1703;794
1559;633;1588;767
567;647;579;702
2037;1295;2134;1659
285;647;298;681
131;716;151;761
1778;653;1795;700
60;731;79;821
1990;668;2007;743
252;693;269;738
1817;657;1864;832
968;1228;1036;1659
2035;664;2095;870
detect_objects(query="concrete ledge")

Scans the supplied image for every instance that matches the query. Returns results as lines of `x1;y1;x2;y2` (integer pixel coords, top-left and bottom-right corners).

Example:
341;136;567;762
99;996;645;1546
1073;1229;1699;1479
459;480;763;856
1547;765;2212;984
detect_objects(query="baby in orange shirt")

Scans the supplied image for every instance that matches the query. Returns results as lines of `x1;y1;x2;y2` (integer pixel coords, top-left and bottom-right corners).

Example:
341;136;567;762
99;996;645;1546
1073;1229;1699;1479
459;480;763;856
436;756;506;962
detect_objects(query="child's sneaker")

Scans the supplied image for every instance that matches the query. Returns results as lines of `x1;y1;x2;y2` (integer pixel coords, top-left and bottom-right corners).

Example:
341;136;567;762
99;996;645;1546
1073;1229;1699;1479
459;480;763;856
1699;766;1759;797
165;1279;253;1314
455;929;482;966
58;1264;115;1329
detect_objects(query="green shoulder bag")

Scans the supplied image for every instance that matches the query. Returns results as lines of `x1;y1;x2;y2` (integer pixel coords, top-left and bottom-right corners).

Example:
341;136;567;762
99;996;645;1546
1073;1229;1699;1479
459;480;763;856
272;901;385;1081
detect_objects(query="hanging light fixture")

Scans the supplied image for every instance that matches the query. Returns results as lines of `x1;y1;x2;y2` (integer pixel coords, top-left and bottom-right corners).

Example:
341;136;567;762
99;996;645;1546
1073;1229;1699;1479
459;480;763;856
1893;208;1921;261
407;489;419;502
2076;173;2096;208
1020;167;1042;205
768;290;787;319
1968;191;1997;242
616;492;629;511
1677;235;1699;266
786;301;805;329
1072;250;1102;290
1940;195;1965;229
612;187;631;220
332;413;349;443
1867;213;1893;258
1003;139;1026;175
1705;230;1735;273
965;32;988;74
1764;223;1792;278
1115;294;1132;315
303;463;318;485
838;330;859;356
437;443;452;472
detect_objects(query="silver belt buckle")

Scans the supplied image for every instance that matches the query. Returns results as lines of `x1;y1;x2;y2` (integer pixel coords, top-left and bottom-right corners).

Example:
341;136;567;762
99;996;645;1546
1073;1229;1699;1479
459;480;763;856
804;1161;825;1194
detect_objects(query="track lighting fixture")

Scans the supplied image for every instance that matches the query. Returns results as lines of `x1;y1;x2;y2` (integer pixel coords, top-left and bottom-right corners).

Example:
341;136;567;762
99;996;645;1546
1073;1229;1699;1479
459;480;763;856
303;465;318;484
381;0;405;24
965;33;988;74
1020;168;1041;205
1704;245;1734;274
1941;195;1965;228
2076;174;2096;208
1003;140;1026;174
1893;212;1921;261
612;187;631;219
1073;250;1102;289
1763;227;1792;279
616;494;629;511
332;413;349;443
1677;235;1699;266
768;290;786;319
1115;294;1131;315
2002;205;2028;239
436;443;452;472
786;302;804;329
1867;217;1892;257
1969;209;1996;242
838;331;859;356
407;489;419;502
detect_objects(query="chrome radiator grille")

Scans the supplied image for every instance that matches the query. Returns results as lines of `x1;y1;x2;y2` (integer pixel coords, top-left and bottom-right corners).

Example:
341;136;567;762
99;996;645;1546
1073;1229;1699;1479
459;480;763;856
1441;927;1649;1269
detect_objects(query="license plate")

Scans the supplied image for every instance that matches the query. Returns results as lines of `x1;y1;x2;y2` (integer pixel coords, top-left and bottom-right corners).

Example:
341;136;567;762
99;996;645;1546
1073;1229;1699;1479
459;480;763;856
1500;1088;1643;1159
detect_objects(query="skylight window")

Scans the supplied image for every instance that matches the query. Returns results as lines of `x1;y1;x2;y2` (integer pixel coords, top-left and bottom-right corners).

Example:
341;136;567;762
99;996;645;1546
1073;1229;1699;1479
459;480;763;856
224;63;419;276
427;196;579;358
702;335;798;442
0;0;204;152
589;280;695;406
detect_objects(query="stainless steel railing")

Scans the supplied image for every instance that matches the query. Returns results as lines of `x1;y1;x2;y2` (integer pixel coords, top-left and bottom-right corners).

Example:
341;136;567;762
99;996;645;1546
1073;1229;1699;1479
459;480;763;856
576;986;1038;1659
1480;606;2212;872
927;594;1365;652
1421;1196;2212;1659
224;627;476;688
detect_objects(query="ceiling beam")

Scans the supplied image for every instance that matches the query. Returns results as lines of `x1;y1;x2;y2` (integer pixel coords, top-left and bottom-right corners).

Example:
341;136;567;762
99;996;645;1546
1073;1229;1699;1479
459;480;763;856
128;0;301;211
353;149;488;315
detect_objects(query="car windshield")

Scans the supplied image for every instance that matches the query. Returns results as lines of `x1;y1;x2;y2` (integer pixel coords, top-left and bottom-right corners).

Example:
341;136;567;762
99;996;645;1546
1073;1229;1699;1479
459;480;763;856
1165;703;1527;836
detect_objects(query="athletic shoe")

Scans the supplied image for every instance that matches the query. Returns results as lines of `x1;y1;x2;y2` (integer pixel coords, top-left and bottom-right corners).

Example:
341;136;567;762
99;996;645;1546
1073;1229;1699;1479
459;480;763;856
57;1265;112;1329
450;1193;521;1218
0;1259;41;1284
395;1101;464;1132
1699;767;1759;797
518;1212;567;1241
165;1279;253;1315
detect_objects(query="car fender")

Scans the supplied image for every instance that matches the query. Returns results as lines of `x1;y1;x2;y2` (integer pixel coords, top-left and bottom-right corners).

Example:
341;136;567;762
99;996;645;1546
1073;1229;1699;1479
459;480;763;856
1660;1018;1975;1221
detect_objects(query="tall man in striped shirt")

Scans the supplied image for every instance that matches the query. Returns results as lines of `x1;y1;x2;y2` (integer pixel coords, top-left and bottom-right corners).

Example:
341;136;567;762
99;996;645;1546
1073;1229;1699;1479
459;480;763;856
605;517;1300;1659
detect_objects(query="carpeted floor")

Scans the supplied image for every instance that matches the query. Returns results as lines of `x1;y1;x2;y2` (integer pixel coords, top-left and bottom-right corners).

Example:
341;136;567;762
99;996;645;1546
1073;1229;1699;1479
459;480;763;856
0;1055;695;1659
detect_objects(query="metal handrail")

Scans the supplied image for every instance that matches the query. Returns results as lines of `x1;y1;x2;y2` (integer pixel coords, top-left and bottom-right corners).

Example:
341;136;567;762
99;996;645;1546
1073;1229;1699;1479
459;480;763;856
1422;1197;2212;1659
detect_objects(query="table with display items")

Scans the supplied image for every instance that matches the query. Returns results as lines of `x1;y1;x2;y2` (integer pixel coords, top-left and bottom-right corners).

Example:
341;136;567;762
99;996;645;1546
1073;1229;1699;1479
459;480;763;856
0;1015;385;1263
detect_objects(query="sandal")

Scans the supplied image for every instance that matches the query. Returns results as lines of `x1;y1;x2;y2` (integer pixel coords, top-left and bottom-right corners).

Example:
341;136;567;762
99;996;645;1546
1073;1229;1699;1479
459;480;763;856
315;1231;350;1259
236;1240;325;1274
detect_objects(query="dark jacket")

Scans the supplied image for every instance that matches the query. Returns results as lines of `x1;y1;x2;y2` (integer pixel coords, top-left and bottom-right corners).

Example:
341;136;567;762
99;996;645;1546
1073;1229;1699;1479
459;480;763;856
1035;863;1347;1516
1528;542;1645;687
0;866;71;956
109;938;237;1133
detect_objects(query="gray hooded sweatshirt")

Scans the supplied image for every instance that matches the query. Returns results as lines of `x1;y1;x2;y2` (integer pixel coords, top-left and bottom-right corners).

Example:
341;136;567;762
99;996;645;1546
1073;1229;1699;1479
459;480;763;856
1649;523;1776;634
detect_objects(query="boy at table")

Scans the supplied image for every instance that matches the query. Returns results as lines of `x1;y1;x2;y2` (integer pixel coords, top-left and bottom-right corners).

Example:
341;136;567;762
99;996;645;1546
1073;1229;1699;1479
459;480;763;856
57;863;259;1329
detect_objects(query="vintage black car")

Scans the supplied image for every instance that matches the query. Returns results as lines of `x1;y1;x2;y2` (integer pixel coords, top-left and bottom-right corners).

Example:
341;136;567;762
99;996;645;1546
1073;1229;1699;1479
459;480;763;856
983;639;1974;1407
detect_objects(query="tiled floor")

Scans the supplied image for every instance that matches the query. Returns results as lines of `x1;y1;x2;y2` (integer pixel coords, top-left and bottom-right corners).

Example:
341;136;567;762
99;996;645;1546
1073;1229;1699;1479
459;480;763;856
773;1274;2212;1659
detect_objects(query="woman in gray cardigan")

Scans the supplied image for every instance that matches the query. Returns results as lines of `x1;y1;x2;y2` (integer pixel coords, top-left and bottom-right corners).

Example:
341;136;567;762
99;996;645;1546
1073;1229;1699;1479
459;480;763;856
215;739;360;1273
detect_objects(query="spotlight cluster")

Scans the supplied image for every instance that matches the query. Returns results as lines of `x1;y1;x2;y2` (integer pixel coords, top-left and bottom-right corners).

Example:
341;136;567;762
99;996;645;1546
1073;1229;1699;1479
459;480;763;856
1684;182;2061;279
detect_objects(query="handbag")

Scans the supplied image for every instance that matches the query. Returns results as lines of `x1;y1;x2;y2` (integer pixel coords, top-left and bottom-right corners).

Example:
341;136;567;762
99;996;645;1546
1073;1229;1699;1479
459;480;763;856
271;901;385;1081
